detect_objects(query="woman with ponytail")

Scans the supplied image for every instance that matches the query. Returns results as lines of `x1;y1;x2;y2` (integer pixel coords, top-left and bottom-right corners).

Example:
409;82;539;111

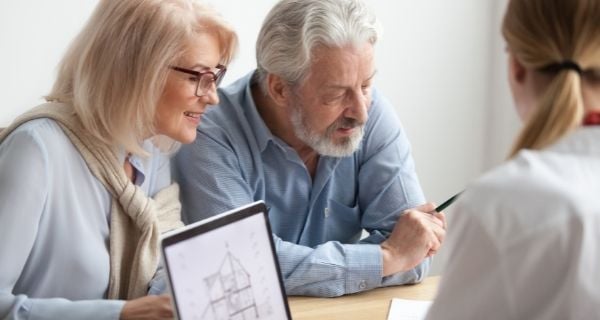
427;0;600;318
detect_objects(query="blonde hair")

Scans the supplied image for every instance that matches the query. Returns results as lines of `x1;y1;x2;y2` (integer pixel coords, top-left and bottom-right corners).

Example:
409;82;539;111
47;0;237;156
503;0;600;157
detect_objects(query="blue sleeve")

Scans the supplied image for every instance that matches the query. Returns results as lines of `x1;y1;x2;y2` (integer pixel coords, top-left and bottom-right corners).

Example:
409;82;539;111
356;89;430;286
273;235;383;297
0;128;124;320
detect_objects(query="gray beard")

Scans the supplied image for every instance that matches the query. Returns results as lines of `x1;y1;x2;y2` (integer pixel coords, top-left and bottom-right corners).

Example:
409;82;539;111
289;103;365;157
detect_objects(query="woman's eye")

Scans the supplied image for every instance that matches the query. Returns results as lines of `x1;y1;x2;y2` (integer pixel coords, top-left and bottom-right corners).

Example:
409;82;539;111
188;76;199;82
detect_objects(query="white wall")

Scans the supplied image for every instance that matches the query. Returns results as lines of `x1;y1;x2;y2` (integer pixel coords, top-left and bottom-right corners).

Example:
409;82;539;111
485;0;521;167
0;1;99;128
371;1;492;203
0;1;520;275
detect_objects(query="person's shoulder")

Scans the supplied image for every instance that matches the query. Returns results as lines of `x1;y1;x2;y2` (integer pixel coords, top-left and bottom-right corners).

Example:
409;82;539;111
218;71;253;100
480;148;584;196
4;118;69;149
366;87;402;125
368;87;391;113
201;74;254;133
467;150;569;206
460;149;589;240
1;118;78;172
210;72;254;118
359;87;404;147
200;73;263;144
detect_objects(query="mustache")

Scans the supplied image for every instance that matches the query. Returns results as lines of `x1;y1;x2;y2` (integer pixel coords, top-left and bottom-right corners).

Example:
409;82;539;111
333;117;364;130
324;117;365;137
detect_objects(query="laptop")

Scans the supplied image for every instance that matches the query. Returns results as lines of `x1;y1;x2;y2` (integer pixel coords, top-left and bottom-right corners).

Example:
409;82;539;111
161;201;292;320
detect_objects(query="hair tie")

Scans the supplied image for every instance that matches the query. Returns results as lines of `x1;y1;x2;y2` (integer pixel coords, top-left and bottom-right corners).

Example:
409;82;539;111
539;60;582;75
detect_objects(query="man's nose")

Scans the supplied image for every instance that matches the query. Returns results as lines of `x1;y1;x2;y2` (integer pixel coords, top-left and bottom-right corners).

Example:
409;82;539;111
344;91;368;123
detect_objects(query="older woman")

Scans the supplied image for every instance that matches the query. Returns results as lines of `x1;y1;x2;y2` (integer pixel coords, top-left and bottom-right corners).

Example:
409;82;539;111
0;0;236;319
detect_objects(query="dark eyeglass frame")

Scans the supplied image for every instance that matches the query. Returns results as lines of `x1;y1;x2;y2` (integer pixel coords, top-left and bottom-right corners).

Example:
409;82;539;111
169;64;227;97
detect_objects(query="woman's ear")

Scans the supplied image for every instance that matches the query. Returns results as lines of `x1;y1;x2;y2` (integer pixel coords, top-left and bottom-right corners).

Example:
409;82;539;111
266;73;291;107
509;53;527;85
507;52;535;121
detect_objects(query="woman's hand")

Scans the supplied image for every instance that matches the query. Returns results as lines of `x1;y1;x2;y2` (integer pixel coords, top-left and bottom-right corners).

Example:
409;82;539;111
120;295;174;320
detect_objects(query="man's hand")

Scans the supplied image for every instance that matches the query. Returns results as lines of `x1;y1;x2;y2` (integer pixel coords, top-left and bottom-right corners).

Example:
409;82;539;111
120;295;174;320
380;203;446;277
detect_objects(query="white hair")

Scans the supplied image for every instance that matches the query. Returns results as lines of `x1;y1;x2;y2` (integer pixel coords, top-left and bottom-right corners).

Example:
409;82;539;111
255;0;382;92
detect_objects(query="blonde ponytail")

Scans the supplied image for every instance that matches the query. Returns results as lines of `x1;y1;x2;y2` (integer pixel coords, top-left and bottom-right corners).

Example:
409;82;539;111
502;0;600;158
509;70;584;157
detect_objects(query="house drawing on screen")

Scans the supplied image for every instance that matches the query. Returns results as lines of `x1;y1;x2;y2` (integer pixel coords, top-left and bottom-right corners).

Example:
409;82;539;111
202;248;259;320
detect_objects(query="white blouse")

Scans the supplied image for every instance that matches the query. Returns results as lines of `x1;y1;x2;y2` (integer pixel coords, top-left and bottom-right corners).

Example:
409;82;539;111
427;127;600;320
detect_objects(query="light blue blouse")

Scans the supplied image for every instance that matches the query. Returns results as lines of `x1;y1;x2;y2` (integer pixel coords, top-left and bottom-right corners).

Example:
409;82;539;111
0;118;171;320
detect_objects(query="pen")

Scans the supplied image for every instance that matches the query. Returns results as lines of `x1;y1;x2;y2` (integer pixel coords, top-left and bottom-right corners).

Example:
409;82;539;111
433;192;462;213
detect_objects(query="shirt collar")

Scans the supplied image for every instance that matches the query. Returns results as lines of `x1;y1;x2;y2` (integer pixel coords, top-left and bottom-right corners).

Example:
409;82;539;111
116;139;156;186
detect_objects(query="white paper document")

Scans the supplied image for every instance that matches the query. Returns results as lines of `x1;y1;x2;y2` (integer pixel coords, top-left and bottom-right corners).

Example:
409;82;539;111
387;298;432;320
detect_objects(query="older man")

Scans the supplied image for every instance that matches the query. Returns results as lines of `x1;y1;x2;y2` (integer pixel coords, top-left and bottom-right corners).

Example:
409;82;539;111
174;0;446;297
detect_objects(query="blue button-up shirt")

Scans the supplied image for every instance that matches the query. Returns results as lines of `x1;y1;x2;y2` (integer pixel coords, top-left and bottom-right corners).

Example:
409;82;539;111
174;71;429;297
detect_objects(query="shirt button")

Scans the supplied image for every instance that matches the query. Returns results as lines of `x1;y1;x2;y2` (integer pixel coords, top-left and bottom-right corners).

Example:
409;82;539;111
358;280;367;290
324;207;330;217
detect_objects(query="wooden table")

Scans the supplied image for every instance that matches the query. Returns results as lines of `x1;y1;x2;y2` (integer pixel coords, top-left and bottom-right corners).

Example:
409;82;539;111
288;276;439;320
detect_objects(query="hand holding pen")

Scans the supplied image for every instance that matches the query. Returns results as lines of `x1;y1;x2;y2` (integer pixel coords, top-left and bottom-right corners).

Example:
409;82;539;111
380;202;447;276
380;192;462;276
424;191;462;257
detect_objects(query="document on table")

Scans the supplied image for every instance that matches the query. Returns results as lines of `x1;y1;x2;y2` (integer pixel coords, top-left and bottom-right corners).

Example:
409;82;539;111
387;298;432;320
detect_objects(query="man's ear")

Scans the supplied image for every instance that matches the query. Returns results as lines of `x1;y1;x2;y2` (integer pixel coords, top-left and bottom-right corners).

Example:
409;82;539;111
266;73;290;107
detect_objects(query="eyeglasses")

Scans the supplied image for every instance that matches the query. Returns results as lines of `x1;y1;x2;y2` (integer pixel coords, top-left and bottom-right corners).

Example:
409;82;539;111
169;64;227;97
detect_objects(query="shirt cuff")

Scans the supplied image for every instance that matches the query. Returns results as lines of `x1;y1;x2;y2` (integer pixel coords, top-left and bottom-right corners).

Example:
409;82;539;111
22;298;126;320
381;256;431;287
344;243;383;293
107;300;126;320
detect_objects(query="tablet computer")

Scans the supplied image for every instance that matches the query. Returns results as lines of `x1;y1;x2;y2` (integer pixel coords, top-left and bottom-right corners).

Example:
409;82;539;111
161;201;291;320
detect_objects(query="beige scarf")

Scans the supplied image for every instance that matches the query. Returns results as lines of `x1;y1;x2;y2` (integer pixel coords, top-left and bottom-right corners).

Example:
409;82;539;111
0;102;184;299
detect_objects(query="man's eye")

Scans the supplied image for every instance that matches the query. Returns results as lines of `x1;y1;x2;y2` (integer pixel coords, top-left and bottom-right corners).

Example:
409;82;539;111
325;95;345;104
